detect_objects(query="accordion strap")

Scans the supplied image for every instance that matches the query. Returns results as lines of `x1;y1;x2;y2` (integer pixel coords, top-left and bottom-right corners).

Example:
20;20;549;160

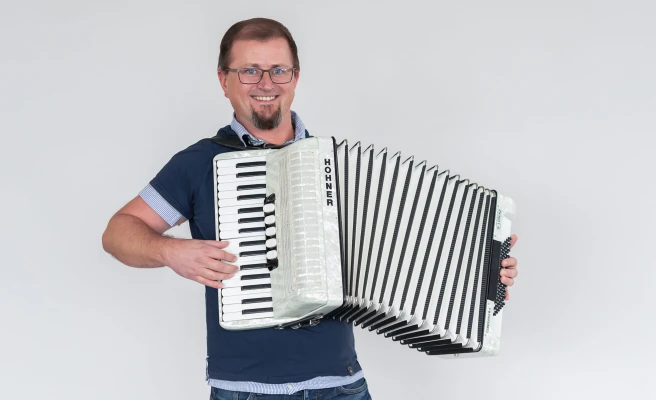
209;126;311;150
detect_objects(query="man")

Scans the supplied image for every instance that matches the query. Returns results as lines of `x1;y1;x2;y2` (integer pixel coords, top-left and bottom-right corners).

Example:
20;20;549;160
102;17;519;400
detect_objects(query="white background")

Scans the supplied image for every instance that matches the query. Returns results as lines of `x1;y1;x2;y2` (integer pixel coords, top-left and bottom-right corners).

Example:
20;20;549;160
1;1;654;399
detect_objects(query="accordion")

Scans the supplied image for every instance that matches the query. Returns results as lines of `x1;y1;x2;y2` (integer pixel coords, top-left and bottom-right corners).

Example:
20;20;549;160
212;136;515;357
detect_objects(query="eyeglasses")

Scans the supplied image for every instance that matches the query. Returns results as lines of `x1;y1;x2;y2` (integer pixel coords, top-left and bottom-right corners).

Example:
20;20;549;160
224;67;296;84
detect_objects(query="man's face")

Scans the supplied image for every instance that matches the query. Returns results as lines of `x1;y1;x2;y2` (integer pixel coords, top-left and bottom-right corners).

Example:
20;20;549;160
218;38;299;130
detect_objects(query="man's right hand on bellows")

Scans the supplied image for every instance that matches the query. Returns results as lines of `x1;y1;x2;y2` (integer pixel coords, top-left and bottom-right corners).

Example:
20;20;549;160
163;239;238;289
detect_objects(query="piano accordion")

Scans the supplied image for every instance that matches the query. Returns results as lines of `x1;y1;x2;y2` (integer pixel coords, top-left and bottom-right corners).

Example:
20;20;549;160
213;136;515;357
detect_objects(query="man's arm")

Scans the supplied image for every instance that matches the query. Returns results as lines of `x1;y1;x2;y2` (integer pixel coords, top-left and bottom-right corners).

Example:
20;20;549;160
102;195;184;268
101;195;238;289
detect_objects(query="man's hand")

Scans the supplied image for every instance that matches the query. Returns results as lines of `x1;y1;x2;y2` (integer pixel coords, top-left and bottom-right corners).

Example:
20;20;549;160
163;239;238;289
500;234;519;300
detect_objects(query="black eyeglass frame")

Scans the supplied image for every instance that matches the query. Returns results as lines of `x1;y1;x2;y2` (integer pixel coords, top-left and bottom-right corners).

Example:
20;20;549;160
223;67;297;84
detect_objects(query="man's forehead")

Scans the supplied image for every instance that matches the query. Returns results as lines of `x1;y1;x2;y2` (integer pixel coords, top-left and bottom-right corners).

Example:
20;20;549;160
230;38;293;67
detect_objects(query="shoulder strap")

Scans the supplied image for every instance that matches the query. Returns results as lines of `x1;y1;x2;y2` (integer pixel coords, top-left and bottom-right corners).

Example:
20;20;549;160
209;130;248;149
209;126;312;150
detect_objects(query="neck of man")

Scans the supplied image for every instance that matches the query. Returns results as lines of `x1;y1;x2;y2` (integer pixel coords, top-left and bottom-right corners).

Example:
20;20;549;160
237;111;295;146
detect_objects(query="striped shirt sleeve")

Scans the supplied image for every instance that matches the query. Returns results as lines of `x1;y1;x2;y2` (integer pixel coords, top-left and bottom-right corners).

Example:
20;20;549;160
139;184;183;227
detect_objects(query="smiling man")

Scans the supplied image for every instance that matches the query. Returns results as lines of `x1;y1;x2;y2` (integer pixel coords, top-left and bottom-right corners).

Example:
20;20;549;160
101;17;519;400
218;34;299;142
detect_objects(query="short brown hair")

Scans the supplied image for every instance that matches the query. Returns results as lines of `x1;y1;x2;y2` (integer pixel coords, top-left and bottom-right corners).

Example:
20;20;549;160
217;18;300;71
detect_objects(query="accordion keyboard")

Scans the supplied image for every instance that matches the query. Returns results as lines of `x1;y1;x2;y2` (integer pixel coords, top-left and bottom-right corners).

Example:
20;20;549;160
214;155;278;323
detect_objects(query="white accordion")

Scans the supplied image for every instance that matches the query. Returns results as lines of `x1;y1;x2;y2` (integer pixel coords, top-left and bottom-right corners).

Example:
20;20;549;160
213;136;515;357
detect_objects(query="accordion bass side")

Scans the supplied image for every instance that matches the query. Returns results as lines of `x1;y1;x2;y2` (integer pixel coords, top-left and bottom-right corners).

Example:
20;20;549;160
213;137;516;357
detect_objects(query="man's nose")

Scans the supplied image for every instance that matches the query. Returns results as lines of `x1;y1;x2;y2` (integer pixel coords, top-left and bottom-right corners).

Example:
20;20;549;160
256;71;275;90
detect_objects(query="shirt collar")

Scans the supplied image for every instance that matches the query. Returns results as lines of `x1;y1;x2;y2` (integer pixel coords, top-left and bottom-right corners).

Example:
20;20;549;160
231;110;306;147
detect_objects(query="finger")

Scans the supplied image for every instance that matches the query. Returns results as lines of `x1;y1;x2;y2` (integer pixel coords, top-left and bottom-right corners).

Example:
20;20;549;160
199;267;236;282
505;289;510;301
500;268;518;278
501;257;517;268
509;234;518;249
196;275;223;289
203;246;238;263
202;258;239;275
204;240;231;249
500;276;514;286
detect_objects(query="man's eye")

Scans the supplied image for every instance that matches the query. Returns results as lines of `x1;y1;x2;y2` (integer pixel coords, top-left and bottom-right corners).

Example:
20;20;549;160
272;68;284;75
244;68;258;75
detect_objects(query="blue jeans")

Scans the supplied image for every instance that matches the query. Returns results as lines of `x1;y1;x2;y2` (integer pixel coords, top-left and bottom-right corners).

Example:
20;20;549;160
209;377;372;400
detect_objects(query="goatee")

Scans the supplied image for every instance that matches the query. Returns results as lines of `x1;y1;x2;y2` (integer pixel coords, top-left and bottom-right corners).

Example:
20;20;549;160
251;106;282;130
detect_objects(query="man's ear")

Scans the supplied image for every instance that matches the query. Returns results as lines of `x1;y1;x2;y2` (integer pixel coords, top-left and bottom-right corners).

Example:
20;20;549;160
217;70;229;98
292;68;300;88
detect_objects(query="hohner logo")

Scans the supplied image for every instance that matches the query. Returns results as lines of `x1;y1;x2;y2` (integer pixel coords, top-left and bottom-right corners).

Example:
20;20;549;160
324;158;334;206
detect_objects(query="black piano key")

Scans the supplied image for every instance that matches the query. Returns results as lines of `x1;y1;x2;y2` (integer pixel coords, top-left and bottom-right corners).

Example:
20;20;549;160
242;307;273;315
237;193;266;201
240;263;268;270
236;161;266;168
237;184;266;191
241;284;271;291
239;227;266;234
242;297;272;304
241;273;270;280
239;249;267;257
238;207;263;214
239;240;265;247
237;171;266;178
238;217;265;224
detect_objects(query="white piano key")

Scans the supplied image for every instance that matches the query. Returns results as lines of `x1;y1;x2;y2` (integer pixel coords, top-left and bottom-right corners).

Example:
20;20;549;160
217;188;267;200
219;211;265;224
222;310;274;322
265;238;276;248
217;205;264;216
216;157;267;169
234;254;267;265
222;301;273;313
217;173;267;184
218;197;265;208
264;215;276;225
216;165;267;176
221;286;271;297
217;178;267;192
263;203;275;214
221;291;272;305
266;250;277;260
232;267;270;278
219;229;267;240
265;227;276;236
223;277;271;288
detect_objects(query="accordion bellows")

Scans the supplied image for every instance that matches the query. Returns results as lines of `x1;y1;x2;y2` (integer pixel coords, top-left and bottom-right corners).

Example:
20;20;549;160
213;137;515;358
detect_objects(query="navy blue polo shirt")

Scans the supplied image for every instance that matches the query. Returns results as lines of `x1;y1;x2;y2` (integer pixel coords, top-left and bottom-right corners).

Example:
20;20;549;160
146;125;362;384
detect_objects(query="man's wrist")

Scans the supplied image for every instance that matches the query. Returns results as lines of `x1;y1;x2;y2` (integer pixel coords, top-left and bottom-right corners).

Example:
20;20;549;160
153;234;177;267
